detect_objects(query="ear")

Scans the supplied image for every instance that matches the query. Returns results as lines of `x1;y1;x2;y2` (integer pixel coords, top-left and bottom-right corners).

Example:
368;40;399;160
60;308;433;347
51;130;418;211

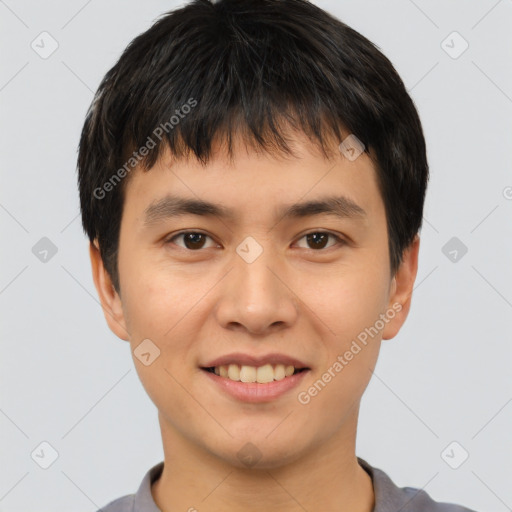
382;234;420;340
89;239;130;341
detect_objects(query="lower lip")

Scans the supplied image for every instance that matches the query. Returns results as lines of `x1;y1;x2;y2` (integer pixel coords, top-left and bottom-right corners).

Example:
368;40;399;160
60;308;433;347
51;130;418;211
201;368;310;403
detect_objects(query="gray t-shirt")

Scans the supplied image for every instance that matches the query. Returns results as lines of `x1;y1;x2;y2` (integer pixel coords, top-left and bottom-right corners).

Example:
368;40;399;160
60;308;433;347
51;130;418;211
97;457;477;512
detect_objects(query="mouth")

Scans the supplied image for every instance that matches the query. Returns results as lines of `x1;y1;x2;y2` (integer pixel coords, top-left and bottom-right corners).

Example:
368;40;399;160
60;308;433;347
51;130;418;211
201;364;309;383
200;356;311;404
199;353;311;402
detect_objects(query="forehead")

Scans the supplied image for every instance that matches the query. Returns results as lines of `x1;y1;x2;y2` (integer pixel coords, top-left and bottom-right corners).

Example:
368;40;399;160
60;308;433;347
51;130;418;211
121;131;382;228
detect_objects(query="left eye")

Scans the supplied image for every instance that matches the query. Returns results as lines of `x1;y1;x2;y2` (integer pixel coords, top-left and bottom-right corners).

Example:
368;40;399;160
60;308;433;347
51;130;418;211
295;231;344;250
165;231;344;251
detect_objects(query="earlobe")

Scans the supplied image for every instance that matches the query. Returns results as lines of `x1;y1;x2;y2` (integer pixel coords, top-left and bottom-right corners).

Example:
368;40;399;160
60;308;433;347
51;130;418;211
382;235;420;340
89;240;130;341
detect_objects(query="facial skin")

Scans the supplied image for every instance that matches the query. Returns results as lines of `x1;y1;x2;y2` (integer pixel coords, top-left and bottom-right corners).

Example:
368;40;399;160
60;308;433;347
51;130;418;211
90;128;419;512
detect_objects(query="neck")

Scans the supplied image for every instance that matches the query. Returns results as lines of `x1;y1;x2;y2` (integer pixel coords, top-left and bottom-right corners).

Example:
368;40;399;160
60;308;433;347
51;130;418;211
151;408;375;512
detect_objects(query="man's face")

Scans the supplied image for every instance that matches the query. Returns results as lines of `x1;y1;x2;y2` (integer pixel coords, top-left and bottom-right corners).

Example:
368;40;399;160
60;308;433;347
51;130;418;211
92;130;417;469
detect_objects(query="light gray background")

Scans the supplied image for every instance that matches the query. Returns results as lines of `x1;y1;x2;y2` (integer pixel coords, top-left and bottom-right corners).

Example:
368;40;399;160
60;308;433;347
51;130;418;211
1;1;511;511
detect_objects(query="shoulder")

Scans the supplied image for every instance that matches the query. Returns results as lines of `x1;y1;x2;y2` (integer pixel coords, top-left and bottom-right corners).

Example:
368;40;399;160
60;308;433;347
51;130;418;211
357;457;478;512
398;485;478;512
96;493;135;512
94;461;164;512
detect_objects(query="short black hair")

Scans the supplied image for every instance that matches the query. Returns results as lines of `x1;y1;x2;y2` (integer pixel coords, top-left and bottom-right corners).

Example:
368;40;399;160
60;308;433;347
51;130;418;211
78;0;429;295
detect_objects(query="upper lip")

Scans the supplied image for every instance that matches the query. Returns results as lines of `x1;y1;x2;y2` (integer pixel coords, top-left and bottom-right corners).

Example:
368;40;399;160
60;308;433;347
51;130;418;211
202;352;310;369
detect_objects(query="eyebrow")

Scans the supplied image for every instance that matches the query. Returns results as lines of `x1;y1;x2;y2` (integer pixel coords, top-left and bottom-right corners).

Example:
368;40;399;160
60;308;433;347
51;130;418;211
142;194;367;227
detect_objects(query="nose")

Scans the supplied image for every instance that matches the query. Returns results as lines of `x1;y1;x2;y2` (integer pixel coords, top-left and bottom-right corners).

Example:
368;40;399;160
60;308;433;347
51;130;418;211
214;246;299;336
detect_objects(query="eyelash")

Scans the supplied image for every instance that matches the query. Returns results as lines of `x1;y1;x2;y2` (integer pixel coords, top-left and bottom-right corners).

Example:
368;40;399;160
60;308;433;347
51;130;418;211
164;230;346;251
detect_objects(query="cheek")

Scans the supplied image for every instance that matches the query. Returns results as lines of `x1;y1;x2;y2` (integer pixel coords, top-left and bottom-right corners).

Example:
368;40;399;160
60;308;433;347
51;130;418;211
119;254;185;335
298;274;384;416
122;271;201;410
122;269;211;385
312;262;389;400
309;265;390;343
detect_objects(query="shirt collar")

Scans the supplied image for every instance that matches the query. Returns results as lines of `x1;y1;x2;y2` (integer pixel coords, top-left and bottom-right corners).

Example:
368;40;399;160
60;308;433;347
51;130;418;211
133;461;163;512
357;456;415;511
133;457;415;512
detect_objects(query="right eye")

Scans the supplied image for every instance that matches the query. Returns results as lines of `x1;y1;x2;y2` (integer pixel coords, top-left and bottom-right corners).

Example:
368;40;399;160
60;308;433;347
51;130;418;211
164;231;218;251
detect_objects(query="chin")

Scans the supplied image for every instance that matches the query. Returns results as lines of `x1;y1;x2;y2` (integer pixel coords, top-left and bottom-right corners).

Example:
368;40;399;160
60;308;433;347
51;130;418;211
209;433;309;470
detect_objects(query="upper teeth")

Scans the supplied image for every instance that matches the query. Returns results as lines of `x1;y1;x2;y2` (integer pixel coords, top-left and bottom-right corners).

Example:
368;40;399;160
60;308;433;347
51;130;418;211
213;364;297;383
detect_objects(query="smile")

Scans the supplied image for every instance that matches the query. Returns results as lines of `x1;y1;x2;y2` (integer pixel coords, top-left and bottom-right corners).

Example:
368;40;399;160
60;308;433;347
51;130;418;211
201;365;310;403
203;363;307;383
